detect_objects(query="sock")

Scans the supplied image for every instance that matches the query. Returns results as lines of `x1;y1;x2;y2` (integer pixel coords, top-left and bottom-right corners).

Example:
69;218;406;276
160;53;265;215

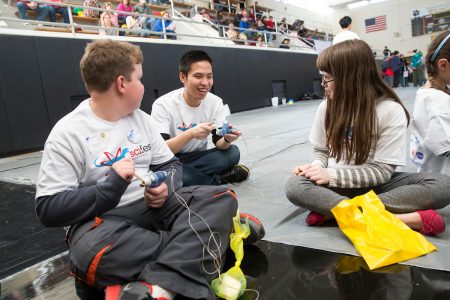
151;285;176;300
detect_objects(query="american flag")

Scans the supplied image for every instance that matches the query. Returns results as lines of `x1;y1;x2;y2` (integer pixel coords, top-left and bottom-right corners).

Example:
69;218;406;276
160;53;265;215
365;15;387;33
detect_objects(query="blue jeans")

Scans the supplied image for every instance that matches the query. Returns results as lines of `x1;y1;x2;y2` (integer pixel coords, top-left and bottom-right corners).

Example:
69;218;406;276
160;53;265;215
176;145;240;186
16;2;50;21
48;6;70;23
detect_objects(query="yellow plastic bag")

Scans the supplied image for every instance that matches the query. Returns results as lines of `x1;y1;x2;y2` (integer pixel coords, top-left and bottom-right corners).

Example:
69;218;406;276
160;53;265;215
211;210;249;300
331;190;437;270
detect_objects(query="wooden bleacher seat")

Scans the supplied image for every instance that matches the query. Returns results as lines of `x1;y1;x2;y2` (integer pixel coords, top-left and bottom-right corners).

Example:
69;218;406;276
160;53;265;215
14;10;62;21
72;15;100;25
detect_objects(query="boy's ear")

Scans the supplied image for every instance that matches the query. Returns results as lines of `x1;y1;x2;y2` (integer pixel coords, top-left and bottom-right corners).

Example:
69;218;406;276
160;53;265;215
116;75;126;93
179;72;187;85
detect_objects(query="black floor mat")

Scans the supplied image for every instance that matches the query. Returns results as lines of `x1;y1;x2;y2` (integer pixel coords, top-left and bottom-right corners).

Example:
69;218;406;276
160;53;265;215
0;181;66;279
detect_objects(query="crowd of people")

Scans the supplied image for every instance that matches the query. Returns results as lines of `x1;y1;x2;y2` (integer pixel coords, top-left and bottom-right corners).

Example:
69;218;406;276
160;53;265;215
15;0;333;48
381;48;427;88
16;0;176;38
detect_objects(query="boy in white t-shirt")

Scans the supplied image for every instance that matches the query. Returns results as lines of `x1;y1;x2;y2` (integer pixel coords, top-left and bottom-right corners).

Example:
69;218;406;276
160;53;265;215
35;40;238;300
332;16;360;45
152;50;250;186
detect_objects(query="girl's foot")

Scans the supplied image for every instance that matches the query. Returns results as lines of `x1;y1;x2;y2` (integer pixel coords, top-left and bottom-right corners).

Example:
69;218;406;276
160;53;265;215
417;210;446;236
306;211;326;226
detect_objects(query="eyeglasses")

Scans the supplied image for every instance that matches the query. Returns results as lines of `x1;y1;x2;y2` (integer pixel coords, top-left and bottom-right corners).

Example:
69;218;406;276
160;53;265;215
321;77;334;85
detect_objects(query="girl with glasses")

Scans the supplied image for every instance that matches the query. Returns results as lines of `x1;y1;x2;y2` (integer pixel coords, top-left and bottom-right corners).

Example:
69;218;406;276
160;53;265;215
285;39;450;235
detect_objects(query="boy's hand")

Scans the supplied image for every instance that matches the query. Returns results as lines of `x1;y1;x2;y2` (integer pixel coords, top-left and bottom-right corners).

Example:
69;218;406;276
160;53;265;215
297;164;330;185
144;183;169;208
190;123;213;139
223;130;241;143
112;157;135;182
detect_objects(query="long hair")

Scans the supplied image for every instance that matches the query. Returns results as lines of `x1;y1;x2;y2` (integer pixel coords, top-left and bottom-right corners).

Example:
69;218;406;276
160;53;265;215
317;40;409;165
425;30;450;95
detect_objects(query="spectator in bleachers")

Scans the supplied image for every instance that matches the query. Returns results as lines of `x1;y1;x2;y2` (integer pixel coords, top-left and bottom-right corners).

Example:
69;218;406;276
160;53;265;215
133;0;156;32
16;1;50;22
117;0;133;25
99;9;118;35
239;15;252;40
296;20;306;38
278;22;289;35
265;15;275;41
256;34;265;47
47;0;70;24
101;2;118;26
312;29;319;40
248;7;256;24
154;11;176;39
199;7;211;21
215;10;226;37
332;16;359;45
125;13;142;34
279;38;290;49
256;18;265;32
83;0;101;18
225;22;238;41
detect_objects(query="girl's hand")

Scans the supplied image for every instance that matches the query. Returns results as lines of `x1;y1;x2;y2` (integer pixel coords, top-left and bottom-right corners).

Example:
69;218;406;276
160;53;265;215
294;164;330;185
302;165;330;185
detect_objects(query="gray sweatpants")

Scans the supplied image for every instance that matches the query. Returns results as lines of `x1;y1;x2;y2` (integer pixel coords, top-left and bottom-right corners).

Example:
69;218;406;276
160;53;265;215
68;185;238;300
285;172;450;216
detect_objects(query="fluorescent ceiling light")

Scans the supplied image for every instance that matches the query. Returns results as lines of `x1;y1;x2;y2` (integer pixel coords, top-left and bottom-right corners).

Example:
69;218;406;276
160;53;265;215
370;0;388;3
348;1;369;9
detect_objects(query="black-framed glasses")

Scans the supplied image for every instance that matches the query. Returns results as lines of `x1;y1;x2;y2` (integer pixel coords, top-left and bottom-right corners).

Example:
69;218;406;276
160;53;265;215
321;77;334;85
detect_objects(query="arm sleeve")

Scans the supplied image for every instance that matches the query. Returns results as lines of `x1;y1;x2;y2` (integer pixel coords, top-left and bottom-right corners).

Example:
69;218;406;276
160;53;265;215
35;168;129;227
151;101;171;136
310;147;329;168
424;113;450;156
327;162;395;188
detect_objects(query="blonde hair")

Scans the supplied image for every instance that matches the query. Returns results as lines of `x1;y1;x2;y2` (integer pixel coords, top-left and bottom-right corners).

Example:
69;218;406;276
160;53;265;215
80;40;142;93
317;39;409;164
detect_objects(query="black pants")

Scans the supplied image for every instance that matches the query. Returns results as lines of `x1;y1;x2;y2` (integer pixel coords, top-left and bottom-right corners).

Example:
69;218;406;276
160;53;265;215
68;185;238;299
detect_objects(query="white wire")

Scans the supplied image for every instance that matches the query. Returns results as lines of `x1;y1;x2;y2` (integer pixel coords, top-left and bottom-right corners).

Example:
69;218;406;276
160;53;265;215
168;166;224;277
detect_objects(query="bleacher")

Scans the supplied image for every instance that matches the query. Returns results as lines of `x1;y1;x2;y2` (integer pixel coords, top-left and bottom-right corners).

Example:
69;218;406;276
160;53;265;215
0;0;324;51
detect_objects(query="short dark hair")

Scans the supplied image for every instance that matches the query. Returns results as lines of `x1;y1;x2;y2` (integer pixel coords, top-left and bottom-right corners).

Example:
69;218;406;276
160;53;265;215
339;16;352;29
179;50;213;76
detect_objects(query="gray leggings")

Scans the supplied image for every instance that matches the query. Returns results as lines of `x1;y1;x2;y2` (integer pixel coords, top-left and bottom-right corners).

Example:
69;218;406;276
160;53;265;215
285;172;450;216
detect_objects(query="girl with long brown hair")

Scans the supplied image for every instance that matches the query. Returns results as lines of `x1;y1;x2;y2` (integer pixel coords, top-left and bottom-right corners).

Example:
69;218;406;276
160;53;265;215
410;31;450;175
285;39;450;235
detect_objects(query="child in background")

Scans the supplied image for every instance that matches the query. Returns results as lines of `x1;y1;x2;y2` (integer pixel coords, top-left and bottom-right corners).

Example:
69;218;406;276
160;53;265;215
285;39;450;236
35;40;238;299
410;30;450;175
99;2;118;35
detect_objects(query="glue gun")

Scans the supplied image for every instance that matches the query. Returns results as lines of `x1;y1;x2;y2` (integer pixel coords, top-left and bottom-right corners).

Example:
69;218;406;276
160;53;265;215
135;171;168;188
216;120;234;136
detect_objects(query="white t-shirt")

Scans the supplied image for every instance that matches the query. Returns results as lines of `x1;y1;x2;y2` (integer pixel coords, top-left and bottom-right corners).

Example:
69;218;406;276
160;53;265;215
36;100;174;207
151;88;228;153
309;99;407;168
410;88;450;175
332;30;360;45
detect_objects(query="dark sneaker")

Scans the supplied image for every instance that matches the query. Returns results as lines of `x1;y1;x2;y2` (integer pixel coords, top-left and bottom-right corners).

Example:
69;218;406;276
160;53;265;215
219;164;250;184
240;213;265;245
106;282;155;300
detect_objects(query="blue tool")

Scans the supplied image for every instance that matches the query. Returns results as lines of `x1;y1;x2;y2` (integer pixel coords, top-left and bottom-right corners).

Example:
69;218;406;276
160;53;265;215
217;120;234;136
139;171;168;188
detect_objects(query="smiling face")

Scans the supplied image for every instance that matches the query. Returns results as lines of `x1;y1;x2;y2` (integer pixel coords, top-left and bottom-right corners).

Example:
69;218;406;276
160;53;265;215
179;60;213;105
